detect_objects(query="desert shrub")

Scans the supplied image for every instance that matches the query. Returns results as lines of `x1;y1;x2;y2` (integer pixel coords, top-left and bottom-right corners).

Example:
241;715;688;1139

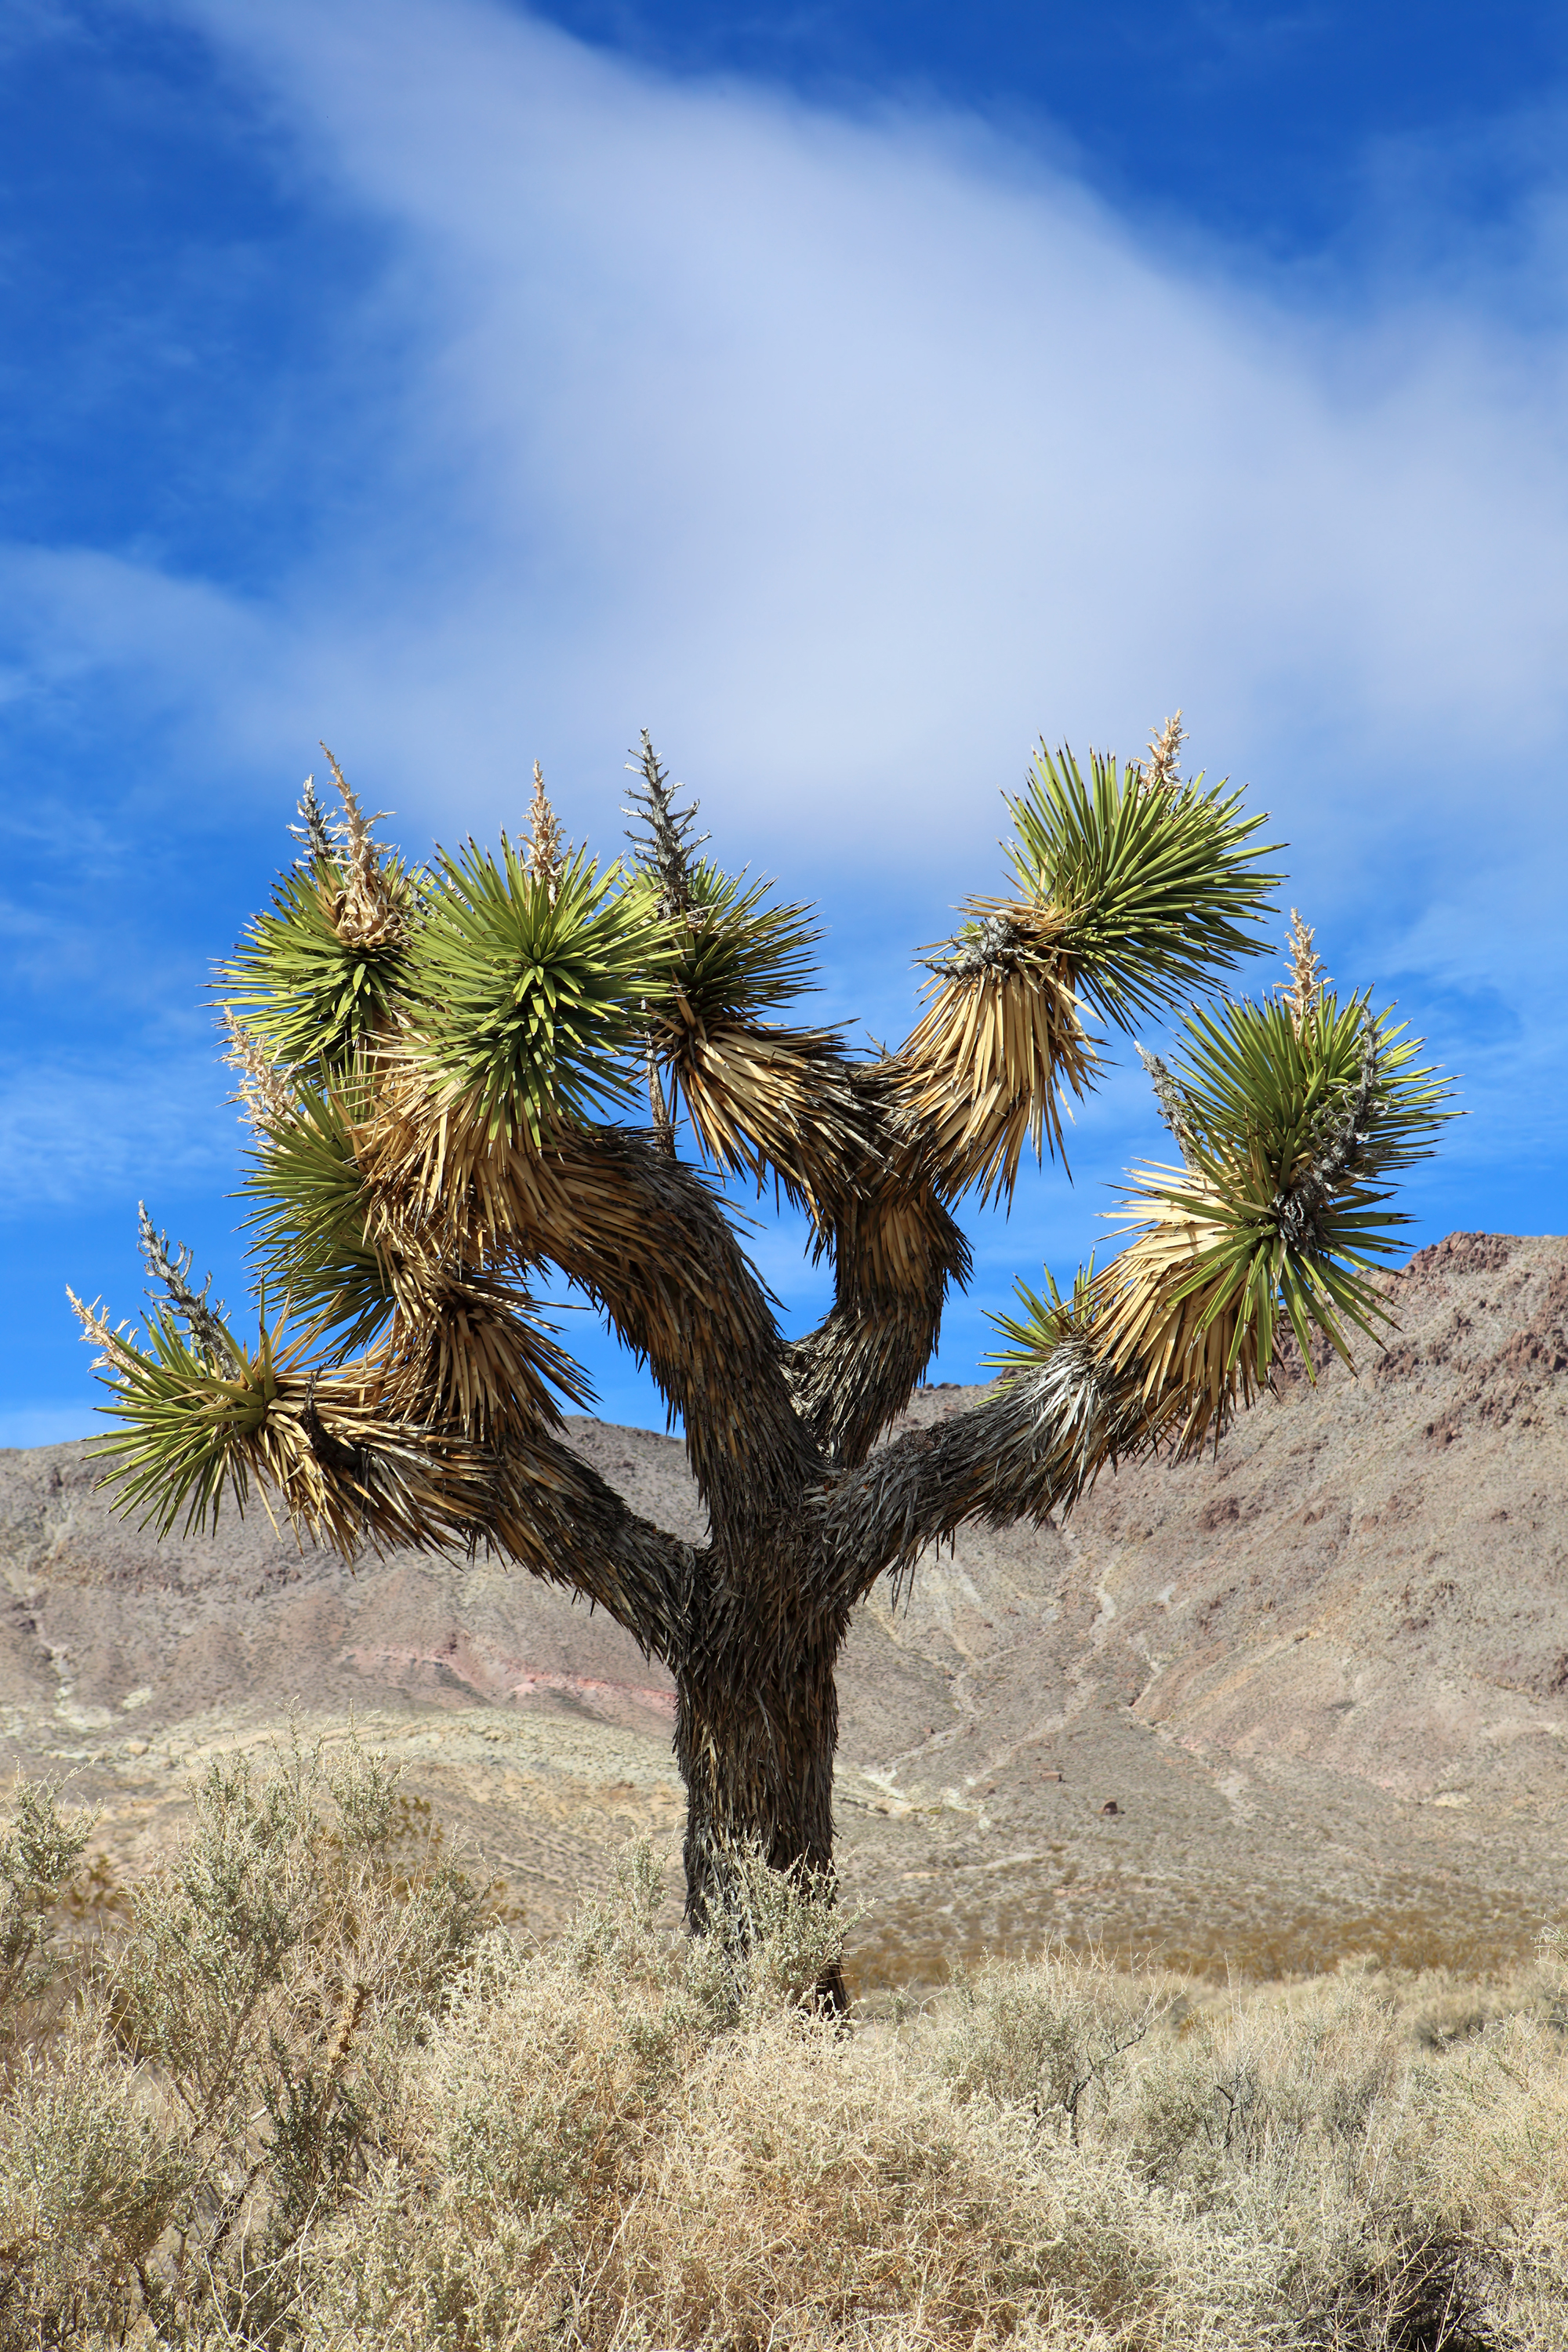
0;1776;97;2063
1526;1919;1568;2037
0;2022;196;2345
307;1846;1264;2352
1063;1966;1566;2350
2;1757;1566;2352
677;1837;869;2024
935;1945;1162;2146
0;1731;491;2350
911;1940;1568;2349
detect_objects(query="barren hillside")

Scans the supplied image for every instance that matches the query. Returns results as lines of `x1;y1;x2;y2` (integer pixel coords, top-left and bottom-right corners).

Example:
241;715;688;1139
2;1230;1563;1990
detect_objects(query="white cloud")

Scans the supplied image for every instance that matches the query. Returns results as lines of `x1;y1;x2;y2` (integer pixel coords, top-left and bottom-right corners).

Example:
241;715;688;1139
6;0;1563;900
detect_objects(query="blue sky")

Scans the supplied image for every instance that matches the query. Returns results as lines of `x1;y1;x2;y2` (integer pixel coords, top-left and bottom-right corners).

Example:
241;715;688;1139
2;0;1565;1443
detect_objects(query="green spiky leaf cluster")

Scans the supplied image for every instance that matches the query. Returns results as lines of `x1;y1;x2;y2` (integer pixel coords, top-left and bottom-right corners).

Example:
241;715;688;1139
637;859;822;1029
1167;993;1447;1183
985;1261;1099;1372
87;1310;288;1540
242;1082;395;1361
413;840;663;1144
220;858;418;1079
1126;992;1455;1370
1006;747;1282;1029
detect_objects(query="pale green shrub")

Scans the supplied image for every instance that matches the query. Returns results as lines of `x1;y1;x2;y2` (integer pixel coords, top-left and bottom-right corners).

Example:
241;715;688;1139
307;1851;1268;2352
0;2024;194;2346
0;1731;489;2350
935;1946;1160;2145
2;1758;1565;2352
0;1775;96;2055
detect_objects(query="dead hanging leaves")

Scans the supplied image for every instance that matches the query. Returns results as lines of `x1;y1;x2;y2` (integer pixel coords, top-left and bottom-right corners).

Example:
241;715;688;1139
898;899;1094;1203
1089;1177;1270;1458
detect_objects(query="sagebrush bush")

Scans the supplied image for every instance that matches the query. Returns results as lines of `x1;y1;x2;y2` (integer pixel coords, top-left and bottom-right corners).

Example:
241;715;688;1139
0;1773;97;2059
1;1758;1564;2350
0;1733;491;2349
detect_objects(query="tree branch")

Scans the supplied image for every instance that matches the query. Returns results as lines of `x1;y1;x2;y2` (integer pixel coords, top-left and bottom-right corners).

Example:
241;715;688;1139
808;1345;1149;1614
670;1033;971;1468
285;1374;698;1667
357;1095;818;1558
784;1074;971;1469
488;1425;699;1668
521;1127;820;1554
671;1020;877;1213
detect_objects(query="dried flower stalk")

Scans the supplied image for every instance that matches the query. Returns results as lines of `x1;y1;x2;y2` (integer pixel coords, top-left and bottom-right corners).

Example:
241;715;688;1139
1144;710;1184;797
1281;908;1328;1036
527;760;566;901
65;1288;140;1377
319;746;405;950
221;1005;296;1132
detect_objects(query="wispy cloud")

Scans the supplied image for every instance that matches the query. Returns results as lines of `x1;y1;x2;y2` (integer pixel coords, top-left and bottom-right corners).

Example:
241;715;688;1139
0;1050;231;1215
0;0;79;67
8;0;1566;883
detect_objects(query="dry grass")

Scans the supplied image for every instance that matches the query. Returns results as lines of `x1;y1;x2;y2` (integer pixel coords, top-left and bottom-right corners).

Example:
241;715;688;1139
2;1761;1565;2351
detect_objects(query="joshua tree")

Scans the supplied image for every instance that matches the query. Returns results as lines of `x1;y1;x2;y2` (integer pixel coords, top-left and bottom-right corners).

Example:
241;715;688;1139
73;724;1449;1989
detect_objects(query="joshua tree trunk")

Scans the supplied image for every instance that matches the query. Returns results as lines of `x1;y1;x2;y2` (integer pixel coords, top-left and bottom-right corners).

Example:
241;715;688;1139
75;729;1450;1982
674;1595;843;1911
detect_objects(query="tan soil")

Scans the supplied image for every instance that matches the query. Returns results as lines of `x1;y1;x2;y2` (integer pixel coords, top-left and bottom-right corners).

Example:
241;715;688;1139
3;1230;1563;1994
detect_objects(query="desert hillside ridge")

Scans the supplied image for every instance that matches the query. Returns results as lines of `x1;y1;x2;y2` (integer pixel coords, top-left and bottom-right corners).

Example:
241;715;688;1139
1;1225;1563;1988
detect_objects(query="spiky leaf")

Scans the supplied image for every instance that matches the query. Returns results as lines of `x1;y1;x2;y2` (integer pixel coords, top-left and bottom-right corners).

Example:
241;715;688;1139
1005;746;1282;1029
985;1261;1099;1371
82;1308;297;1539
637;860;822;1032
241;1080;396;1360
220;856;417;1078
1102;993;1455;1406
412;840;661;1145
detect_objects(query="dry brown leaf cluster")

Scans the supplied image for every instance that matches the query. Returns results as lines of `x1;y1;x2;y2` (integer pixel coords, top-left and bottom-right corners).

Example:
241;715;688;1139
899;902;1095;1203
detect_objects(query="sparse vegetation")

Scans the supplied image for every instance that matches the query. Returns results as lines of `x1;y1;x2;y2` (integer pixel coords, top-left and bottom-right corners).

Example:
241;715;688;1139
3;1753;1564;2350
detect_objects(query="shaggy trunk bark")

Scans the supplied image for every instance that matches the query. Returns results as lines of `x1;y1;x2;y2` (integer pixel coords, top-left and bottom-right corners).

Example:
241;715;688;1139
672;1546;851;2011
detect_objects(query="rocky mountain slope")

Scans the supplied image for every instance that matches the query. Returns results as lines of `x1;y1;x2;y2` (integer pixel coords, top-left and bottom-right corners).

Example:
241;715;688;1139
2;1231;1563;1991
